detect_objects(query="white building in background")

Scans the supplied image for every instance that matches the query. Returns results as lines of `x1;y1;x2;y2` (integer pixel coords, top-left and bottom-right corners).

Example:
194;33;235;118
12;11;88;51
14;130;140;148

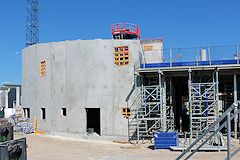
0;84;22;118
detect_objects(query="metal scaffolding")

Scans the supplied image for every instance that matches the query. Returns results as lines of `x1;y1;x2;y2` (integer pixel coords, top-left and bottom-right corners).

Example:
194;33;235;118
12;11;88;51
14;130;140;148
127;72;174;143
188;70;220;144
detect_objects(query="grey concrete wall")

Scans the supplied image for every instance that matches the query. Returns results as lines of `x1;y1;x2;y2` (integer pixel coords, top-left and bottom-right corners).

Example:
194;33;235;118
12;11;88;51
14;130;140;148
141;39;163;63
22;39;141;138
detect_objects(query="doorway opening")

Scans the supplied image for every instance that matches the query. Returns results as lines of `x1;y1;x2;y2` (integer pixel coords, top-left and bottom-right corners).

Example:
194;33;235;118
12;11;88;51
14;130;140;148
172;76;189;132
86;108;100;135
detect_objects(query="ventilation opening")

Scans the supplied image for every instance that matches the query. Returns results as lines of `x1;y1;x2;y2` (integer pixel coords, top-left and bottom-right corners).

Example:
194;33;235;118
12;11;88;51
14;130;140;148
86;108;100;135
41;108;46;120
23;108;30;118
61;108;67;116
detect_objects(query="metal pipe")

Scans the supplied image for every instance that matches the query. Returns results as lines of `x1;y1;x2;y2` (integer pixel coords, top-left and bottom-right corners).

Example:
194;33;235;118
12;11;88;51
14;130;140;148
185;120;227;160
163;77;167;131
158;70;163;130
186;110;239;160
234;74;238;139
170;77;172;106
188;69;192;144
237;44;239;64
227;111;231;160
239;102;240;144
208;46;211;65
216;69;219;119
170;49;173;67
176;103;238;160
196;48;198;66
234;75;237;103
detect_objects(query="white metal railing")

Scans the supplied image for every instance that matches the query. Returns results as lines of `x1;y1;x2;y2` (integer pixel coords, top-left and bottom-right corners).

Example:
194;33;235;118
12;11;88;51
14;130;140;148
140;44;240;68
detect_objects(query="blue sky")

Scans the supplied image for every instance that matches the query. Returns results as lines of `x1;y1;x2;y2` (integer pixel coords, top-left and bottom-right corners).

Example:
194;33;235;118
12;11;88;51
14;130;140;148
0;0;240;84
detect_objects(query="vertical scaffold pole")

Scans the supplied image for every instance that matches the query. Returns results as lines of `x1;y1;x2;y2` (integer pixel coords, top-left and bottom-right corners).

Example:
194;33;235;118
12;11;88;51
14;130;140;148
163;77;167;131
237;44;239;64
170;49;173;67
227;112;231;160
215;69;220;134
158;70;164;131
216;69;219;117
234;74;238;139
188;69;192;144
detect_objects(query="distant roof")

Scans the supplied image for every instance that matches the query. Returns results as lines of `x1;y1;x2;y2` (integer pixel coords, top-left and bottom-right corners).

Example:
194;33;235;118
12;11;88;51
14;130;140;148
2;84;21;88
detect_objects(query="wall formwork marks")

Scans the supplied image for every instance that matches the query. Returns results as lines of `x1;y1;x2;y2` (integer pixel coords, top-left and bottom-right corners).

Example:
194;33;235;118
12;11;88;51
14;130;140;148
22;39;152;138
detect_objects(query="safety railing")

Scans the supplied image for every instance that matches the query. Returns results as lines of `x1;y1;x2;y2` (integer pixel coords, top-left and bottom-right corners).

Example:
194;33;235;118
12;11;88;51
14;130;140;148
140;44;240;68
111;23;140;38
176;102;240;160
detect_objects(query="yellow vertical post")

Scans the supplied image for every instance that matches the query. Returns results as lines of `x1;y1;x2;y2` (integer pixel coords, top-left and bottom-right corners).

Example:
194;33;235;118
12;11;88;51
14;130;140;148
33;116;37;133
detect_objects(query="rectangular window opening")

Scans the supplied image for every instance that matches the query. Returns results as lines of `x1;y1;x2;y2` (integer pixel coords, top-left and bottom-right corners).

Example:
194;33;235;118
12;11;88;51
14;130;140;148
61;108;67;116
40;61;46;78
113;46;130;66
41;108;46;120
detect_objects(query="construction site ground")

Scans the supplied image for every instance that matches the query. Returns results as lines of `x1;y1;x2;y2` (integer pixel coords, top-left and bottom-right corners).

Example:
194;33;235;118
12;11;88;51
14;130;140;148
15;133;239;160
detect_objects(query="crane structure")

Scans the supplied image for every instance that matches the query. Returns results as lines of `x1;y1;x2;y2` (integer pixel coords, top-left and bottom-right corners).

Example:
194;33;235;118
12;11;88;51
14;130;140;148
26;0;39;47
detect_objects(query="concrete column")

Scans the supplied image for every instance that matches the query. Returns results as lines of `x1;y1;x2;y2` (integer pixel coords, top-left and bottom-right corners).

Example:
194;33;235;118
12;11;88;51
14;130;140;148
234;74;238;139
16;87;20;107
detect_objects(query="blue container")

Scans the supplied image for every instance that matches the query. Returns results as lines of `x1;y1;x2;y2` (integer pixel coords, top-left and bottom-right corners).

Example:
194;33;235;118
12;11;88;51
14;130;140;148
154;132;178;149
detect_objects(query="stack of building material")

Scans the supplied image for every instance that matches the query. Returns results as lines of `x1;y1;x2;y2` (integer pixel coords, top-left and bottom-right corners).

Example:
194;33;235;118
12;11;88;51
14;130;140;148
2;114;33;134
16;122;33;134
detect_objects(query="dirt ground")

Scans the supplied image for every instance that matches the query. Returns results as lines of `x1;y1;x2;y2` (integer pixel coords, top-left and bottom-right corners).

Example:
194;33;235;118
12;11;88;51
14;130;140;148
15;133;239;160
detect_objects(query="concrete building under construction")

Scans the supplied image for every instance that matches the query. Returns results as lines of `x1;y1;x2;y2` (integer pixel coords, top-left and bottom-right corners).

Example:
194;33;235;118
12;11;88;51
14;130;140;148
22;23;240;147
